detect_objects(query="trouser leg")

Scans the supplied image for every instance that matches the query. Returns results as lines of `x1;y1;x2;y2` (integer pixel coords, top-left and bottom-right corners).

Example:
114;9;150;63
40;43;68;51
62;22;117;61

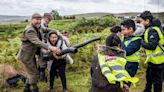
152;67;162;92
49;62;56;89
58;63;67;89
144;65;152;92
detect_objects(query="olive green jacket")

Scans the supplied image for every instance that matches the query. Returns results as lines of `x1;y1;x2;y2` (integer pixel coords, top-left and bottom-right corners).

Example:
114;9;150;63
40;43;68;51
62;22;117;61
17;23;49;62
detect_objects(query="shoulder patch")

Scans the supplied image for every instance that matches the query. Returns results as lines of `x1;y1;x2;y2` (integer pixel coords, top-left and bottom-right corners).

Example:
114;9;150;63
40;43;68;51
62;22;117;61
105;56;117;62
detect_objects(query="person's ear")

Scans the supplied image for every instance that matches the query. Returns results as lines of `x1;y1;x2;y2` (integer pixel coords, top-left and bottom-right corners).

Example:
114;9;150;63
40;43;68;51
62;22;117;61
118;44;121;48
129;27;133;30
146;19;150;24
129;27;134;33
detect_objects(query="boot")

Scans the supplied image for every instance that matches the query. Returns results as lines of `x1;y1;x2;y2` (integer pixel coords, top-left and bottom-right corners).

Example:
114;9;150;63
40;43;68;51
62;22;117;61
31;84;39;92
39;68;46;81
39;71;45;81
23;83;31;92
47;87;54;92
23;87;31;92
63;88;68;92
31;86;39;92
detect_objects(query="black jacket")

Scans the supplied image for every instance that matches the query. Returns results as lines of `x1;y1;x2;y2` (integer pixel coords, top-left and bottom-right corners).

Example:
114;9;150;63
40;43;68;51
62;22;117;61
142;18;162;50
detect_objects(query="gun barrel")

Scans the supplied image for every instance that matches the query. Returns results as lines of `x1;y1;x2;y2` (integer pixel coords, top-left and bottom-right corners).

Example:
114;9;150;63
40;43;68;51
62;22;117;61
59;47;77;55
59;37;101;56
73;37;101;48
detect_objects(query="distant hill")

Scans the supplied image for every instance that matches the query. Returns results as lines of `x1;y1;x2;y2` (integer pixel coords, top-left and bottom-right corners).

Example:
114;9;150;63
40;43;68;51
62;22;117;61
113;12;140;17
113;12;164;23
67;12;164;23
0;12;163;24
0;15;29;24
68;12;112;18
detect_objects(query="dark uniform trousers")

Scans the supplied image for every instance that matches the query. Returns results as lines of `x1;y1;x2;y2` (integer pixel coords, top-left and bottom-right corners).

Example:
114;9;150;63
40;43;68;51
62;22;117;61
144;63;163;92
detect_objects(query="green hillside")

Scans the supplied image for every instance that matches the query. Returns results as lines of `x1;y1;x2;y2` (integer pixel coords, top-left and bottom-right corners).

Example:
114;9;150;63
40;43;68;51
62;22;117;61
68;12;112;18
0;15;163;92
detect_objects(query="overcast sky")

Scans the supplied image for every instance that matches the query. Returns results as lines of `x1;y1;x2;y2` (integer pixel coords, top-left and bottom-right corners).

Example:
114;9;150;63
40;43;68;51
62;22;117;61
0;0;164;16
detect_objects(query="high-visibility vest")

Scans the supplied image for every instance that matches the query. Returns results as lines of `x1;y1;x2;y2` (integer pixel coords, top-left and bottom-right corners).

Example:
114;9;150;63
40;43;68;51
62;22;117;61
144;26;164;64
120;34;124;41
98;53;139;88
123;37;141;62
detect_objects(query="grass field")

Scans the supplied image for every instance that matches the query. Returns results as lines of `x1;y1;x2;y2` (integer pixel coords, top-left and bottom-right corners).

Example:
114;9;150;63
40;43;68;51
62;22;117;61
1;67;163;92
0;17;164;92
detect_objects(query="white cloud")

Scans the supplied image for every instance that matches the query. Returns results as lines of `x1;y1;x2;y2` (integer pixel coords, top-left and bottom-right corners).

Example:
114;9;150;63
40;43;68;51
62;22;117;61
148;0;164;6
0;0;163;16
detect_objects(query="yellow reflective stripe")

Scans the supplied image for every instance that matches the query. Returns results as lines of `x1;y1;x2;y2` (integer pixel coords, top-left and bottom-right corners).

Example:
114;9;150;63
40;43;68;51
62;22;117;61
132;53;140;56
121;35;124;41
124;40;131;47
103;70;117;84
101;67;110;73
103;70;112;75
147;52;164;57
101;64;125;71
100;64;117;83
126;51;140;62
115;73;125;78
100;64;110;73
144;28;149;43
144;26;164;43
100;64;108;69
124;37;141;46
110;66;124;70
132;37;142;41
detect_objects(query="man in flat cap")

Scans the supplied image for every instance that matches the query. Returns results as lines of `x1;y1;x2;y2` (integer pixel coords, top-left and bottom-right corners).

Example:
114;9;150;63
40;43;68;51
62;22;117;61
17;13;60;92
41;13;53;30
36;13;54;81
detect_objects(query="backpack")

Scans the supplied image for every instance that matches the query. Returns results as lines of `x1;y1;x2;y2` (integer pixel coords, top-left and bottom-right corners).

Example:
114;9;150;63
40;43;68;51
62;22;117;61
6;74;26;87
161;24;164;35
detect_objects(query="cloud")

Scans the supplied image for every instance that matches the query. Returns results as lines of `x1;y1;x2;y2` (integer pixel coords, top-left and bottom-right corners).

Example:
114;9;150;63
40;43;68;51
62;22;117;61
0;0;163;16
54;0;107;3
148;0;164;7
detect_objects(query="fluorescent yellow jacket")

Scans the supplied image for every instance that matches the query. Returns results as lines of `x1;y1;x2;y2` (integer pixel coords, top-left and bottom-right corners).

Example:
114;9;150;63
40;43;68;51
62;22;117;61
144;26;164;64
123;37;142;62
98;53;139;88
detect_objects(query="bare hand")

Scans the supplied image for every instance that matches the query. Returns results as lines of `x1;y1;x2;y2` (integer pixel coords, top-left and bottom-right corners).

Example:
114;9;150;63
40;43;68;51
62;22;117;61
49;46;60;54
96;44;105;52
52;52;61;59
122;84;131;92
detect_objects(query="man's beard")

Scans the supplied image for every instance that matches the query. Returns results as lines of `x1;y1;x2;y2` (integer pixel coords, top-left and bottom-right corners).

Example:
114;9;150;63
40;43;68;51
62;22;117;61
35;23;41;29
